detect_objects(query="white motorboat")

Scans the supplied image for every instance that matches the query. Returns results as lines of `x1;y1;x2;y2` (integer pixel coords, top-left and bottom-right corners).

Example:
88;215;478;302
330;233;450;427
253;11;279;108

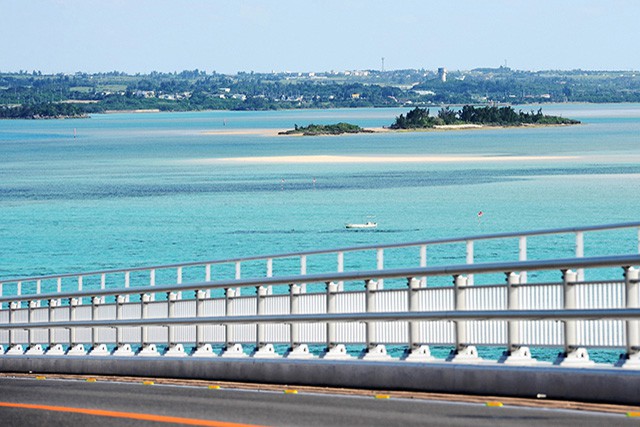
345;221;377;229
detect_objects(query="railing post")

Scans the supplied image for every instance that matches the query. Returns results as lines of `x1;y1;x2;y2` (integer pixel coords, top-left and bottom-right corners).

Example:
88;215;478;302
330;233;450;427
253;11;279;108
220;287;246;358
289;284;300;348
500;272;533;364
167;291;176;347
6;301;23;355
141;293;150;346
91;296;99;348
252;286;278;358
575;232;585;282
26;300;34;350
112;294;133;356
466;240;474;286
448;274;479;362
519;236;527;284
192;289;215;357
404;277;433;361
45;298;64;355
322;281;350;359
362;279;390;360
24;299;44;355
326;282;337;349
69;297;77;347
164;291;186;356
622;267;640;368
67;297;86;355
195;290;206;347
285;283;313;359
48;299;55;347
558;269;592;366
256;286;266;348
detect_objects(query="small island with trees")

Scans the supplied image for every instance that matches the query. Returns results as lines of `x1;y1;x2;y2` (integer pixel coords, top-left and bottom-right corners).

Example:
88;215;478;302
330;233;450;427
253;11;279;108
278;122;374;136
390;105;580;130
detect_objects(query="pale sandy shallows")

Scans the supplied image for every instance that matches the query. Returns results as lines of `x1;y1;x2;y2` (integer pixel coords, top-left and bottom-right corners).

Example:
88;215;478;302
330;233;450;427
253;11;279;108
187;155;578;165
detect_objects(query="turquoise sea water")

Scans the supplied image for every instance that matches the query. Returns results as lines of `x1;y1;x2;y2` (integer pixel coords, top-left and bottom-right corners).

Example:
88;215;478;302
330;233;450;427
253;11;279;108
2;104;640;361
2;104;639;280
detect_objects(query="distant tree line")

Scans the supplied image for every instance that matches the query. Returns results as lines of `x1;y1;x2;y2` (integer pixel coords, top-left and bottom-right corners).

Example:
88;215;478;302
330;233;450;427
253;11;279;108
0;102;86;119
278;122;373;135
1;67;639;118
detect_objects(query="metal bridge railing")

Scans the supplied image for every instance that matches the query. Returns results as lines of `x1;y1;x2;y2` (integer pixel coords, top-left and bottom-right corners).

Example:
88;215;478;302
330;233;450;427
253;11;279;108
1;253;639;368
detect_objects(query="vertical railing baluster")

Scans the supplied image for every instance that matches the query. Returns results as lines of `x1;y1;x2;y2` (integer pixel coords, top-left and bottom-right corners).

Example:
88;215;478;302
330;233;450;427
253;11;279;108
337;252;344;291
266;259;273;278
376;249;384;288
57;277;61;293
17;281;22;296
575;232;584;282
420;245;427;287
300;255;307;292
177;267;182;284
36;280;41;295
466;241;474;286
519;236;527;284
235;262;241;295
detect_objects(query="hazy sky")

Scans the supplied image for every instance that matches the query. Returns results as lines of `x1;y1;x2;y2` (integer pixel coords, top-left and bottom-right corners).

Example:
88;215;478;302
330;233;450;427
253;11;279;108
2;0;639;74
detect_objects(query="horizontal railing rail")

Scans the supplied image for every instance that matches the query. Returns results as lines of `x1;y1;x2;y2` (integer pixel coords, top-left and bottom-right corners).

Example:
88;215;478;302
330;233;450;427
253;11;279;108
3;309;640;331
1;254;638;304
1;220;639;285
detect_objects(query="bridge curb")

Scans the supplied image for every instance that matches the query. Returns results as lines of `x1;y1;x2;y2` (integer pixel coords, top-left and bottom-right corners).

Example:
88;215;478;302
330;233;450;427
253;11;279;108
1;356;638;405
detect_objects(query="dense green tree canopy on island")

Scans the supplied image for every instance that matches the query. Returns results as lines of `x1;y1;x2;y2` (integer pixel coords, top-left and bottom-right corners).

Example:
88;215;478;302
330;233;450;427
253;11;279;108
390;106;580;129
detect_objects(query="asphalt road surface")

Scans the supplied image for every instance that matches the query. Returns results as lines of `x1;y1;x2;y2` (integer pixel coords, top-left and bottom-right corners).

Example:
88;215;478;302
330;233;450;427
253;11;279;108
0;377;636;427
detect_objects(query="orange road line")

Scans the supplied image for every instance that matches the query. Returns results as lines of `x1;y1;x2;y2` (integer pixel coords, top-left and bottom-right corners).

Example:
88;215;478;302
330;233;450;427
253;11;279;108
0;401;267;427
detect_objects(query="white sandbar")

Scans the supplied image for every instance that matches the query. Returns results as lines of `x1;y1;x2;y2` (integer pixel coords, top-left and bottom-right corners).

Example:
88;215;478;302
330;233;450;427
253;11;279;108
187;155;578;165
